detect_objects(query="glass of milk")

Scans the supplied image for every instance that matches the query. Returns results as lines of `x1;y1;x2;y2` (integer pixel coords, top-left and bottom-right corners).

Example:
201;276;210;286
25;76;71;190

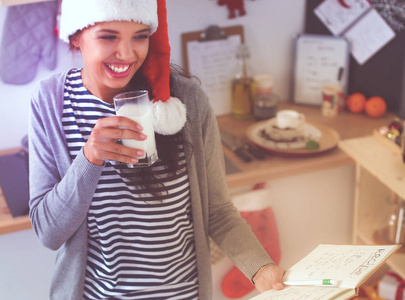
113;90;158;168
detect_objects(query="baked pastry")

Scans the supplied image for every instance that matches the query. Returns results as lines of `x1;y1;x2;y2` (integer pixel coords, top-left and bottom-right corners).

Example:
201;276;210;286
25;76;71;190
258;117;322;150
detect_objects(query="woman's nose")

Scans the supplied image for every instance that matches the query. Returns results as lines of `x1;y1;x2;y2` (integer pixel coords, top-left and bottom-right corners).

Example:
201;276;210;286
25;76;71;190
116;40;136;60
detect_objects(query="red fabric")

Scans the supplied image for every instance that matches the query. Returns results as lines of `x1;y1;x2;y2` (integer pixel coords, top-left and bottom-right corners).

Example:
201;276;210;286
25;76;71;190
387;271;405;300
142;0;171;103
221;206;281;298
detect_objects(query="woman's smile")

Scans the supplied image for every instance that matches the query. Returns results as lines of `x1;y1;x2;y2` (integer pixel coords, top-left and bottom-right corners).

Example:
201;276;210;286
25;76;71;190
104;62;133;78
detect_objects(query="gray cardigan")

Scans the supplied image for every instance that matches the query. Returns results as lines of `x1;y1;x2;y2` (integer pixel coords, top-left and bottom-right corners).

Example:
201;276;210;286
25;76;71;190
28;71;274;299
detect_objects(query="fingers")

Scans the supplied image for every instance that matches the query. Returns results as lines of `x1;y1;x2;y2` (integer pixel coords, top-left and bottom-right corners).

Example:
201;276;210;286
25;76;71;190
90;143;142;164
84;138;144;166
97;116;144;132
273;282;284;290
89;137;144;158
83;116;147;165
254;264;286;293
91;126;147;142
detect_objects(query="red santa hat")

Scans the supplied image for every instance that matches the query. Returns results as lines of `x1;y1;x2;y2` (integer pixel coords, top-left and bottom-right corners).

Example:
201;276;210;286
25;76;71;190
59;0;186;135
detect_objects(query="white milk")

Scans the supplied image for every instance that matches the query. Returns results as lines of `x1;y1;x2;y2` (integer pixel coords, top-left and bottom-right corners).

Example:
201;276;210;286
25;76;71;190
117;103;156;159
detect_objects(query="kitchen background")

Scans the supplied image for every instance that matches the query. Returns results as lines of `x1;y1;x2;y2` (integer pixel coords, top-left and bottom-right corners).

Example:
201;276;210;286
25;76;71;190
0;0;306;151
1;0;402;299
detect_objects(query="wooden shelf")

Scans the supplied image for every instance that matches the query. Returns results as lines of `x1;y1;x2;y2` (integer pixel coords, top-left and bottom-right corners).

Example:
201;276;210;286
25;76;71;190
339;135;405;198
0;188;31;234
1;0;55;7
340;131;405;280
0;147;31;234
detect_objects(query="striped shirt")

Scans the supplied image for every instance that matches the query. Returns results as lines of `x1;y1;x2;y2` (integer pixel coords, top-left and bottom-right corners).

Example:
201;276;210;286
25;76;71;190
62;69;199;299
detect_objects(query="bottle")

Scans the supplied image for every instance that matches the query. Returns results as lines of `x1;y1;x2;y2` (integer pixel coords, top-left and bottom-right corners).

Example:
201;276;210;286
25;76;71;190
231;44;254;119
253;75;280;121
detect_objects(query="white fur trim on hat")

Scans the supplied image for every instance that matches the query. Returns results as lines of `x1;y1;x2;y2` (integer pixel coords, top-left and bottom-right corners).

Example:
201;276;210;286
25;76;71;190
152;97;187;135
59;0;158;42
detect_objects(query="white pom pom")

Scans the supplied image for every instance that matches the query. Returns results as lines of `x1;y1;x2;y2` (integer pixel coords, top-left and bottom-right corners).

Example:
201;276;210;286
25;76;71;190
152;97;187;135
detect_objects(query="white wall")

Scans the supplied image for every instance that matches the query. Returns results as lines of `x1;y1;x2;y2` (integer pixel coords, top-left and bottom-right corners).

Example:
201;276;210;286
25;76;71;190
0;0;306;150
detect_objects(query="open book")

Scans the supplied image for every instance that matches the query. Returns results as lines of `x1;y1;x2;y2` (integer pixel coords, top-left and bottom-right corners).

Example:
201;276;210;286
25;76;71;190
250;244;401;300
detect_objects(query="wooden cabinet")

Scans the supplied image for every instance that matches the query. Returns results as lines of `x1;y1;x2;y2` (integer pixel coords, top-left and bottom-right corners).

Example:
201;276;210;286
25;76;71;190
339;132;405;279
0;148;31;235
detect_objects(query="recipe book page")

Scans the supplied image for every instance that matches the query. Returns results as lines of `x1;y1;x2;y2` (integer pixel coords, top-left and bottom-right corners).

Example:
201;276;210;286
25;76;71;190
250;244;400;300
284;244;399;288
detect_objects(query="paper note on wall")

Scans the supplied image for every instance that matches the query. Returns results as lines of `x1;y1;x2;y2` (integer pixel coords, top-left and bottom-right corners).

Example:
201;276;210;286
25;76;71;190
344;9;396;65
314;0;371;36
187;35;242;115
314;0;396;65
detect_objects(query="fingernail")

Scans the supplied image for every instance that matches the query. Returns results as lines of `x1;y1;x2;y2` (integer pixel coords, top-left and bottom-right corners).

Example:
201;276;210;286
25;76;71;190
131;158;138;163
137;151;144;156
137;125;143;131
140;134;147;140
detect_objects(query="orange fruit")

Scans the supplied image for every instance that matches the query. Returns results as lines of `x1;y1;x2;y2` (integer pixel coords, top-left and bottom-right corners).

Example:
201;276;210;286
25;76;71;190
365;96;387;117
347;93;366;113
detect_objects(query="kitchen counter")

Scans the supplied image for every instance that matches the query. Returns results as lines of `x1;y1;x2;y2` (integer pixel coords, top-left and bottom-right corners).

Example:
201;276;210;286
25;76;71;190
219;103;396;188
0;103;397;235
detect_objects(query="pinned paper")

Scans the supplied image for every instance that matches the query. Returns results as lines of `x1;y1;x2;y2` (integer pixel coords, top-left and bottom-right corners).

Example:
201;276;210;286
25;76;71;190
314;0;397;65
314;0;371;36
344;9;396;65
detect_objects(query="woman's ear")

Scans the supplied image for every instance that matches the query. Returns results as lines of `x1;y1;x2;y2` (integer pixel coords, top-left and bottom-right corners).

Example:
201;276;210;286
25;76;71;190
71;36;80;49
69;32;82;51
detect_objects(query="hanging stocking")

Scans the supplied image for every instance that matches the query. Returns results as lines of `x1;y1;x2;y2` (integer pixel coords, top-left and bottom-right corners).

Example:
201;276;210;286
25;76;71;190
218;0;247;19
221;198;281;298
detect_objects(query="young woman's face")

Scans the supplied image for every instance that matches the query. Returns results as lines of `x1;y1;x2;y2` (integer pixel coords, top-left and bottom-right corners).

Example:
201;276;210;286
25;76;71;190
72;21;151;102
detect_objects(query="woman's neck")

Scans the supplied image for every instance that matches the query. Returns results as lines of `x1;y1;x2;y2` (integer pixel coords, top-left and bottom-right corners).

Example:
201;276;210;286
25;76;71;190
80;69;129;104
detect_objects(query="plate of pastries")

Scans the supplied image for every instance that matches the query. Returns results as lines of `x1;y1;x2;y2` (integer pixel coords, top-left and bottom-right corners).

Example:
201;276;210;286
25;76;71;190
246;110;340;157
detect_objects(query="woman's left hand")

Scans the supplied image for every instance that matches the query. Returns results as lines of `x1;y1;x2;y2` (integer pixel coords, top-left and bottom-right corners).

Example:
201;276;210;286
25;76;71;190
253;263;286;293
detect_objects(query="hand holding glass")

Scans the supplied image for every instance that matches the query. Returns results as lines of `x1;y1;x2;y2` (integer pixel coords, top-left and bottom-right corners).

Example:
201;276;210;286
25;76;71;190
113;90;158;168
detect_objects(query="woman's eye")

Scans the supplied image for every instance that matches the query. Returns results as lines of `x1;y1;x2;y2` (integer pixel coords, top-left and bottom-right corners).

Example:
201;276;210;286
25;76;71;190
99;35;116;40
134;34;149;40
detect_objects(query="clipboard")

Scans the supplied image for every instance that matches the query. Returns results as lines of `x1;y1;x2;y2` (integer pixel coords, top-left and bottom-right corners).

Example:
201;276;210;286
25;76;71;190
291;33;350;106
181;25;244;115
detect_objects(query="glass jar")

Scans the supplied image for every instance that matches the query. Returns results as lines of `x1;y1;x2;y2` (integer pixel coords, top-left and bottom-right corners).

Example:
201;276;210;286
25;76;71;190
253;75;279;121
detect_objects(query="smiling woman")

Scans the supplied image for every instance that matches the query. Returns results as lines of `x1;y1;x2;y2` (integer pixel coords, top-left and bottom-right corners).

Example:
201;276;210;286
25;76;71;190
26;0;285;299
69;22;151;102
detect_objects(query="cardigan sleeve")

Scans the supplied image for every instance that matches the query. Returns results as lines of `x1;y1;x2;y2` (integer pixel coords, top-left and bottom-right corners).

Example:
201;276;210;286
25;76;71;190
192;84;275;280
28;74;104;250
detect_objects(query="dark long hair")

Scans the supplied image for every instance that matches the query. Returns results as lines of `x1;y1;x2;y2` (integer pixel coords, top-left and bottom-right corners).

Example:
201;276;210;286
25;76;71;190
127;65;186;170
119;65;193;198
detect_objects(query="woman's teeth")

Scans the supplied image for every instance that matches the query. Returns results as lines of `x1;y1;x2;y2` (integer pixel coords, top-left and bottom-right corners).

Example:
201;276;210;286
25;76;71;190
106;64;130;73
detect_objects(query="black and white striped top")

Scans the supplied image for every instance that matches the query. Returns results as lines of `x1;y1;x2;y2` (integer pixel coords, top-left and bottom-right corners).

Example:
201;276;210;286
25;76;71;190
62;69;199;299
